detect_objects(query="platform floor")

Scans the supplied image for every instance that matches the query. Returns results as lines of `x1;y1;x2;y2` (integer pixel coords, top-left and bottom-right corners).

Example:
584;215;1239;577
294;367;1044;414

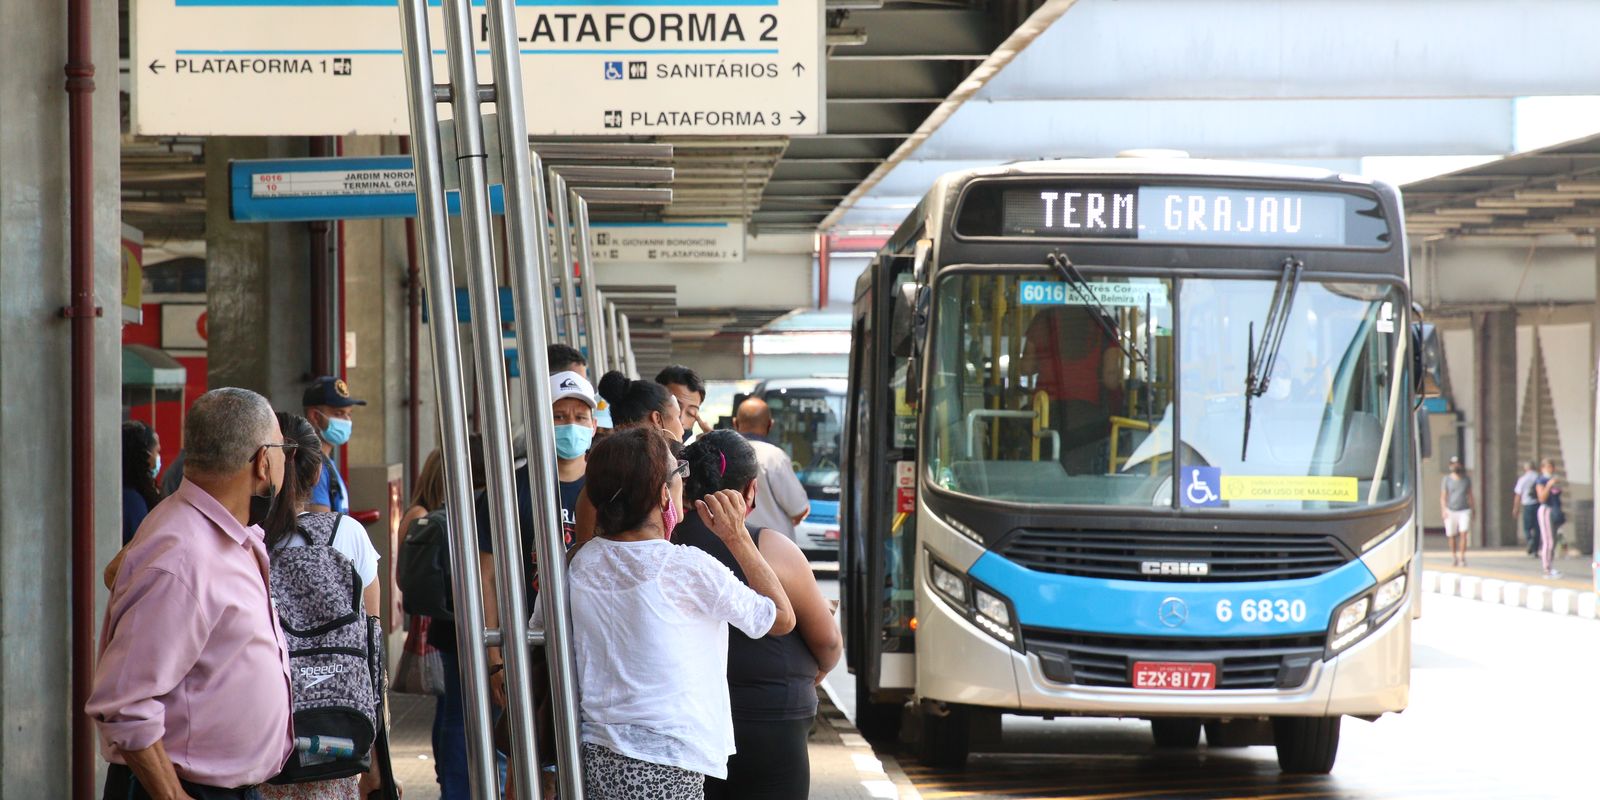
386;690;918;799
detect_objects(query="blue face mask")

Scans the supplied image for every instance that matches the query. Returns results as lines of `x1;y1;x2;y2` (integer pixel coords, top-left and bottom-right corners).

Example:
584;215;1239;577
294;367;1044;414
151;454;162;479
321;416;353;446
553;424;594;461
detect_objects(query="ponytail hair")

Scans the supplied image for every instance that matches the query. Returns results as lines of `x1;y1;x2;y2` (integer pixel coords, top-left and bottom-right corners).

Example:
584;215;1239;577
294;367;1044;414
683;429;759;502
597;370;673;428
266;412;326;550
585;426;674;536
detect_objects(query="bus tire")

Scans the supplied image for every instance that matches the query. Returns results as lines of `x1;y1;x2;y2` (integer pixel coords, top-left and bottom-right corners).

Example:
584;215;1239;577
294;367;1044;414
1272;716;1340;774
920;703;970;769
854;674;903;742
1149;718;1202;749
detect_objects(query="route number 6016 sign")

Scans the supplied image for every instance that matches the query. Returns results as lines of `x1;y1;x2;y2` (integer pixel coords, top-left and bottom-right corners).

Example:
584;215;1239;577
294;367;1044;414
1216;598;1307;624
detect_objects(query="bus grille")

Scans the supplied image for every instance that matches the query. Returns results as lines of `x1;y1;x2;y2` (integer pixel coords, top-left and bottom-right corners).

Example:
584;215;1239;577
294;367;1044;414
1022;629;1325;690
997;530;1351;582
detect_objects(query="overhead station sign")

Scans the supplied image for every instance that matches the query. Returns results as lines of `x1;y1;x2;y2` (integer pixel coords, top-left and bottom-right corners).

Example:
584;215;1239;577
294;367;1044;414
134;0;824;136
590;222;744;263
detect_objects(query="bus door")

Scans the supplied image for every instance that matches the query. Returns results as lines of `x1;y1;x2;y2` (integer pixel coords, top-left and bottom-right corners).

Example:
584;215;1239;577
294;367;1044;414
844;254;921;732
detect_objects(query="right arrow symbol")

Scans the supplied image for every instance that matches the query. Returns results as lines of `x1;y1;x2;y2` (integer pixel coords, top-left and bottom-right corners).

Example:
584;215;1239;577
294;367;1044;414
790;110;807;126
791;62;806;77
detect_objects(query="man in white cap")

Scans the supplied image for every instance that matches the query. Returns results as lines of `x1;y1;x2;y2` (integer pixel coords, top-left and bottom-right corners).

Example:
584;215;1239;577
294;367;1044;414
550;370;599;545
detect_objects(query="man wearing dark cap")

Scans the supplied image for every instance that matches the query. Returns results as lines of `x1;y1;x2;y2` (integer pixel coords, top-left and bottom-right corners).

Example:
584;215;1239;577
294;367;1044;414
304;376;367;514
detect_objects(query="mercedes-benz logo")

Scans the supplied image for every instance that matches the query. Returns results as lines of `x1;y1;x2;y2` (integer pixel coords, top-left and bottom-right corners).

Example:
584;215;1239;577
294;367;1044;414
1158;597;1188;628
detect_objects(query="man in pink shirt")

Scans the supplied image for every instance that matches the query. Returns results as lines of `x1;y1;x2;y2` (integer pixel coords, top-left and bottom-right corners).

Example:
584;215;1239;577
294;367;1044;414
88;388;295;800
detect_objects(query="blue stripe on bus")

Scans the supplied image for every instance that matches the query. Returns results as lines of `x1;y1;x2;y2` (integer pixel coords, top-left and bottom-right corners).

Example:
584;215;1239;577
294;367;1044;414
967;552;1375;638
807;499;839;525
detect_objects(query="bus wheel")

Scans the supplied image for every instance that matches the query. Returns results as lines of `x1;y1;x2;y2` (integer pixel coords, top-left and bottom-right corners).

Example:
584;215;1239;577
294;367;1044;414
854;674;903;742
1272;716;1341;774
1149;718;1202;749
920;703;971;769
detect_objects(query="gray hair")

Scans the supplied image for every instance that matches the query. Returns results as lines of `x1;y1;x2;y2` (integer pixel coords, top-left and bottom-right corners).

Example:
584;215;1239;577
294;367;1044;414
184;388;278;476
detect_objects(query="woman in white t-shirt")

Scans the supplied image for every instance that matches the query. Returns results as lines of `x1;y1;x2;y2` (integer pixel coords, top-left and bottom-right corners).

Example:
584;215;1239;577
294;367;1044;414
547;427;795;800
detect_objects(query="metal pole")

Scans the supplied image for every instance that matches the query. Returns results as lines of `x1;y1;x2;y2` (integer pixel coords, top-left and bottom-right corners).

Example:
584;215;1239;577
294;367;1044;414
572;192;609;373
483;0;585;792
606;300;623;373
438;0;542;795
548;171;581;347
529;152;559;346
396;1;498;797
618;312;638;379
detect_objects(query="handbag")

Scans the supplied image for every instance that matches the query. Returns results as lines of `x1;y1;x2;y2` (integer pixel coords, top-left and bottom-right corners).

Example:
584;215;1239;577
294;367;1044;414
392;614;447;697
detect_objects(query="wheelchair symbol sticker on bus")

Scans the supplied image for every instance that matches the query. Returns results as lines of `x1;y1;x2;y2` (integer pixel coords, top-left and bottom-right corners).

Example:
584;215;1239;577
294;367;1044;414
1181;467;1222;508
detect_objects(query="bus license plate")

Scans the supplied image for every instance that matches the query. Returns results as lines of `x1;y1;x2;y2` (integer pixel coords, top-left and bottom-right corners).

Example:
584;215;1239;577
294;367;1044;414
1132;662;1216;690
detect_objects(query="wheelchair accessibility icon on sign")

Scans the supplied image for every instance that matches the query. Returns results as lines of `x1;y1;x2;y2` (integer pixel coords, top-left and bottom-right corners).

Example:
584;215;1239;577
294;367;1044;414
1181;467;1222;508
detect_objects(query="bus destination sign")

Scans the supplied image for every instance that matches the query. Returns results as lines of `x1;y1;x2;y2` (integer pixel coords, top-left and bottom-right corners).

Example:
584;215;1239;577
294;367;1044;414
997;185;1369;247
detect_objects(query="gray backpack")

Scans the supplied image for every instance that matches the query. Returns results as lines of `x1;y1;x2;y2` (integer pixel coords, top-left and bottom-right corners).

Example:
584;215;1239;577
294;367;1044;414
268;512;384;784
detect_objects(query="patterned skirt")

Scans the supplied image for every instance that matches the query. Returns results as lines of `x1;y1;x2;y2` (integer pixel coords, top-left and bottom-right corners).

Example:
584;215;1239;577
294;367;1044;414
257;777;360;800
581;742;705;800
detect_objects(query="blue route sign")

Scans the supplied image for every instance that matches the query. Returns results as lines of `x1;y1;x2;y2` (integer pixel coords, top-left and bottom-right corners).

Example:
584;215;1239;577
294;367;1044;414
229;156;504;222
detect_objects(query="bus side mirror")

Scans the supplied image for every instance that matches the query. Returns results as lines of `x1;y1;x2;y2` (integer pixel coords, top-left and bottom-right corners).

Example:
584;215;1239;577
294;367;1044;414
891;283;926;358
1411;321;1444;399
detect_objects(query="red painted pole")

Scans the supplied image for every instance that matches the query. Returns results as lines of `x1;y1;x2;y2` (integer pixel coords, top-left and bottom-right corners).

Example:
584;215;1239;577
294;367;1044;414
65;0;101;793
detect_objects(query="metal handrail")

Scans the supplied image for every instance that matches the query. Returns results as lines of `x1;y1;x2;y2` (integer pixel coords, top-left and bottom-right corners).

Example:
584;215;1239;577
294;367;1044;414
964;409;1061;462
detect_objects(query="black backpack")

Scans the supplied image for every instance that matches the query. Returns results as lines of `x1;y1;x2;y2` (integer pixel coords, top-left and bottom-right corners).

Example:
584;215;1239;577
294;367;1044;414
268;513;384;784
398;507;455;621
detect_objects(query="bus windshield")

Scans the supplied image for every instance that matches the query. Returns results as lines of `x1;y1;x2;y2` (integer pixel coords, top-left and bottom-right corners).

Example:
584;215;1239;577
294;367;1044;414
926;271;1411;512
764;389;846;502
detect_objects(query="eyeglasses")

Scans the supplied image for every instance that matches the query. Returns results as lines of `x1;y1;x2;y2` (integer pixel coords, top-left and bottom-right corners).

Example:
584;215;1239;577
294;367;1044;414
669;459;690;481
258;442;299;459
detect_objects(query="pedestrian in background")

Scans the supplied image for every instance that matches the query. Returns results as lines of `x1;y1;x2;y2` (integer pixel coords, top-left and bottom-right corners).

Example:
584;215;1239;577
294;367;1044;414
549;343;588;379
1512;461;1541;556
733;396;811;543
680;431;843;800
122;420;162;545
303;376;366;514
1440;456;1472;567
597;371;686;442
551;427;795;800
89;388;294;800
657;364;712;441
1536;458;1565;579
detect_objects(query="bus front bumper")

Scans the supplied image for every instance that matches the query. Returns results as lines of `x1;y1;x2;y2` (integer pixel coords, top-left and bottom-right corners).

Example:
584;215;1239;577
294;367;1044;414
917;588;1411;719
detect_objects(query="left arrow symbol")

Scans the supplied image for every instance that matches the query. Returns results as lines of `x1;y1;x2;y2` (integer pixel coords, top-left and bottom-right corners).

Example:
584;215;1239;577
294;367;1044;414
148;60;165;74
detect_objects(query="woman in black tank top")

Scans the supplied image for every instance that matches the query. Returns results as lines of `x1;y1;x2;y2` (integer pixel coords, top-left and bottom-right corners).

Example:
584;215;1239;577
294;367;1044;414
679;431;844;800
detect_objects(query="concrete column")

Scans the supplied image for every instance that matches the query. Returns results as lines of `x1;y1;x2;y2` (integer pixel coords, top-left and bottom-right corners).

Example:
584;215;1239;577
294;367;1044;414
0;0;122;793
1477;309;1520;547
204;137;313;410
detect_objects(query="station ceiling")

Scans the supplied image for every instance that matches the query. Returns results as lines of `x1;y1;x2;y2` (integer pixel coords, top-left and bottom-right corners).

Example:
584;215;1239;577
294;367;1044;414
1403;132;1600;242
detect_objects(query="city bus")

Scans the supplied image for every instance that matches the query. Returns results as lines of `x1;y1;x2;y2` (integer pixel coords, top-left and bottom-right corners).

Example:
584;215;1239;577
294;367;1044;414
746;378;848;559
841;157;1440;774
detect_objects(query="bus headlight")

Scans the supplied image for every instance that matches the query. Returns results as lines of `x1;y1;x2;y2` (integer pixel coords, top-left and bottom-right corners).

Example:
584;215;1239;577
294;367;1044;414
1372;574;1407;612
1334;597;1370;636
930;561;968;605
926;551;1022;650
974;588;1012;628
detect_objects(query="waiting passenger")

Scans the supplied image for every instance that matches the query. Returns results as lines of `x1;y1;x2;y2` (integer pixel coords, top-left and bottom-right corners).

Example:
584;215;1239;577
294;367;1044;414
549;342;588;379
733;397;811;543
549;427;795;800
303;376;367;514
121;420;162;544
89;388;294;800
679;431;843;800
260;412;391;800
597;371;686;441
1536;459;1565;579
656;364;712;441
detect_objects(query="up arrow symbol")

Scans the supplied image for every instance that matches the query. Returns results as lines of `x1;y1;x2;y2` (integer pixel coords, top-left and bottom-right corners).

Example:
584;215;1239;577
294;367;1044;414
791;62;806;77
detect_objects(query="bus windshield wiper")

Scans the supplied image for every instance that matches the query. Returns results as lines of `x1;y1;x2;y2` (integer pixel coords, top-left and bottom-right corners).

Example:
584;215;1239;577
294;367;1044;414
1045;250;1147;366
1241;257;1304;460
